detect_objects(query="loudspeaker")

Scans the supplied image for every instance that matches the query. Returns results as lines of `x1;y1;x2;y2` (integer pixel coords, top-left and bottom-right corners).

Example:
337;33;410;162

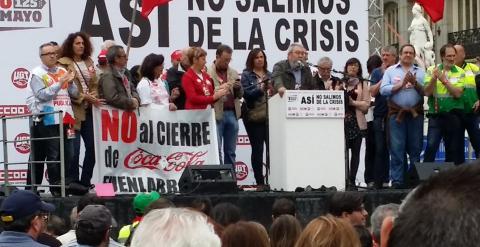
414;162;455;181
178;165;238;194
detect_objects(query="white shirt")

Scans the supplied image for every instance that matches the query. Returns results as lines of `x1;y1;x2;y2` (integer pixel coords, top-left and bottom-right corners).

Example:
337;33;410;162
136;77;170;106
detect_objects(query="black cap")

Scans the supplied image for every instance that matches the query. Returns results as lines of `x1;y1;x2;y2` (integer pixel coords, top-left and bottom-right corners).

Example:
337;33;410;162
0;190;55;222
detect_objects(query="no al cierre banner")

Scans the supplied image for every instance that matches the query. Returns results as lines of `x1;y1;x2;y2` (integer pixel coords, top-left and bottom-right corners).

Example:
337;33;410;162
93;105;220;194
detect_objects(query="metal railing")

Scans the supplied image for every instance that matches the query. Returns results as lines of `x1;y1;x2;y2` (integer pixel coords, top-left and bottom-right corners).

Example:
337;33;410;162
448;28;480;59
0;111;66;197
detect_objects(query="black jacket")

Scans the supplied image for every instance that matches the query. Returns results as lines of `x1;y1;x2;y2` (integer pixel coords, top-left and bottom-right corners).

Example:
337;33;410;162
166;66;186;110
272;60;315;91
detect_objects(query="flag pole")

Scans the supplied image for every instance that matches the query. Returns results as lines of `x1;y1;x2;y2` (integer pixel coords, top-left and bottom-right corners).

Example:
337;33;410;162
126;0;138;59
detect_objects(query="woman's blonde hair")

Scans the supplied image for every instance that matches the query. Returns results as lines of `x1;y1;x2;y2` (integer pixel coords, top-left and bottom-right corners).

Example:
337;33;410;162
185;46;207;66
295;215;360;247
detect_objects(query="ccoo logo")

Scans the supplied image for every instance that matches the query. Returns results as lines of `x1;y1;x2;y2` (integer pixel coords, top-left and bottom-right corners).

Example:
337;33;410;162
14;133;30;154
235;161;248;181
11;68;30;89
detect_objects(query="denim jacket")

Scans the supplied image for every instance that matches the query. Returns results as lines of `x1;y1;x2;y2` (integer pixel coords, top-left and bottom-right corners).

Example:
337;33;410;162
0;231;48;247
240;70;272;107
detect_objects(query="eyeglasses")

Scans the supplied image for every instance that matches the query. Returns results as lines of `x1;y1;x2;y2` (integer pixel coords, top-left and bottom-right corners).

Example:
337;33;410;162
41;52;57;57
36;212;50;222
117;54;127;58
319;67;332;72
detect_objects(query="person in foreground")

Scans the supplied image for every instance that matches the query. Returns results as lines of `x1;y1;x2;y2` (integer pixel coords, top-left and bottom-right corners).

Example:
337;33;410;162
130;207;221;247
384;162;480;247
0;190;55;247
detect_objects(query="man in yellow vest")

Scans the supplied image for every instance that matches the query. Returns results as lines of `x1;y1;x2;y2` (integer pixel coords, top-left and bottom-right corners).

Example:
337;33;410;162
26;42;77;196
454;44;480;159
424;44;466;165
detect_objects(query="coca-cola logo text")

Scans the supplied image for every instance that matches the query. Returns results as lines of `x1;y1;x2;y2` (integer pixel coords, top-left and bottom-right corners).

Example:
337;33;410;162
11;68;30;89
124;148;208;172
235;161;248;181
14;133;30;154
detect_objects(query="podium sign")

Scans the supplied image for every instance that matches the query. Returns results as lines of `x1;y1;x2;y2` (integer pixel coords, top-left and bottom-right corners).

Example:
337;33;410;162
285;91;345;118
269;91;346;191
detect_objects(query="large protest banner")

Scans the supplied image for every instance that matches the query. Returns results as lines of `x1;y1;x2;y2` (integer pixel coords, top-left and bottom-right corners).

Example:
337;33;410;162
0;0;369;186
93;105;220;194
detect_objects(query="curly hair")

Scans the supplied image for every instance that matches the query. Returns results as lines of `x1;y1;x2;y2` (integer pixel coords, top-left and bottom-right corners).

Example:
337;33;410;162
60;31;93;60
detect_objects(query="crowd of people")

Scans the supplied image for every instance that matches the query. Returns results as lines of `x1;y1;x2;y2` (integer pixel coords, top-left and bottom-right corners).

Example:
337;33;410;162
1;162;479;246
24;30;480;195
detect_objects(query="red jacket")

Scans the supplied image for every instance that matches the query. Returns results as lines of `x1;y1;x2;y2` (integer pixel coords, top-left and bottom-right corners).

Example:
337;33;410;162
182;68;215;109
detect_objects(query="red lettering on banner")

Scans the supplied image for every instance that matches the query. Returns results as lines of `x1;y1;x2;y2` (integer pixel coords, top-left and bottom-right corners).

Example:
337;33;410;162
101;110;137;143
101;109;119;141
123;148;208;172
164;151;207;172
0;169;27;182
0;105;29;116
124;148;160;170
121;111;137;143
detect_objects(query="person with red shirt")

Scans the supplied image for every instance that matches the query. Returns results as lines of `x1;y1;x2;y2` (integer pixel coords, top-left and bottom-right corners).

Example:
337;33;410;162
182;47;228;109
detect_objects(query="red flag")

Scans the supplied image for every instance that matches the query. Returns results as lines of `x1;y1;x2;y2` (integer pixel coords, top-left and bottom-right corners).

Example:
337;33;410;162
141;0;171;18
416;0;444;23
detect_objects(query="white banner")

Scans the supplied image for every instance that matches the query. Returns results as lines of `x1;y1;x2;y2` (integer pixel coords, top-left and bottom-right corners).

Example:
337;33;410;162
285;90;345;118
93;105;220;194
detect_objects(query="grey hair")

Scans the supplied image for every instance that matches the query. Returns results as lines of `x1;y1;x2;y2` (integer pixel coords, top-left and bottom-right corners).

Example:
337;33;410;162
130;208;221;247
317;56;333;67
101;40;116;51
370;203;400;243
287;42;305;54
106;45;124;65
38;42;54;57
382;46;398;56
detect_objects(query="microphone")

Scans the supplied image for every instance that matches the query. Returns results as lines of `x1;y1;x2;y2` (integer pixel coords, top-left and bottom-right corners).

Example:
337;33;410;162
296;60;304;68
331;69;374;83
306;62;318;68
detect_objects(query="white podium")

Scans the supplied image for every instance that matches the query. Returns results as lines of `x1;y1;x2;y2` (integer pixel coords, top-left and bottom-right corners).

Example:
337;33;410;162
268;90;346;191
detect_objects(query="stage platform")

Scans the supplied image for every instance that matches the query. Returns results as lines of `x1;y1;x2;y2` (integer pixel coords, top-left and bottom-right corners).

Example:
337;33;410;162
24;189;410;234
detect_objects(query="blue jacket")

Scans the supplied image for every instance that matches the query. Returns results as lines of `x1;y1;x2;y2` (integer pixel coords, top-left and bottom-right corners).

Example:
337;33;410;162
0;231;48;247
241;70;272;107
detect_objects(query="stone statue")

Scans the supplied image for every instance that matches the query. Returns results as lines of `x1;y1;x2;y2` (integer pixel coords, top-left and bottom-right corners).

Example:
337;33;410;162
408;3;435;69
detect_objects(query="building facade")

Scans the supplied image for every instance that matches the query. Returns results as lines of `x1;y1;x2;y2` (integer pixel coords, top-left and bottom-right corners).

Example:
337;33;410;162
373;0;480;60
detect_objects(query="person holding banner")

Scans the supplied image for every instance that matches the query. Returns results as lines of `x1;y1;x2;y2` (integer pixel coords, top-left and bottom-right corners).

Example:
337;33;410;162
241;48;271;187
182;47;228;110
167;48;190;110
99;46;140;111
343;58;370;189
26;42;77;196
58;31;102;190
136;53;178;111
272;43;314;97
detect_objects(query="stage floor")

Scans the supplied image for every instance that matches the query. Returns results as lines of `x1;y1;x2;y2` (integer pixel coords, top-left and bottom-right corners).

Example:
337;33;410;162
27;189;410;233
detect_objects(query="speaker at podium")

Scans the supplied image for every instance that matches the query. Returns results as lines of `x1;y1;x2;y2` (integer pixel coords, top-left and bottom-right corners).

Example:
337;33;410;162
178;165;238;194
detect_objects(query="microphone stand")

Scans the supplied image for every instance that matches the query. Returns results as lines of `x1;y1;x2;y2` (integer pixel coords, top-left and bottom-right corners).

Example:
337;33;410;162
263;78;271;188
331;69;372;191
